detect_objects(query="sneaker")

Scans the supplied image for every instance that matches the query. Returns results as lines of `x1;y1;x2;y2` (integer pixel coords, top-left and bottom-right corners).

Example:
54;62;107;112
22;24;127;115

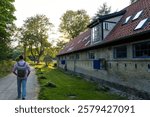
22;97;26;100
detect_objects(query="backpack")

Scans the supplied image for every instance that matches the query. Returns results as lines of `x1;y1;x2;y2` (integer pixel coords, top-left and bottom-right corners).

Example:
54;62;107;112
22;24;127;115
17;62;26;78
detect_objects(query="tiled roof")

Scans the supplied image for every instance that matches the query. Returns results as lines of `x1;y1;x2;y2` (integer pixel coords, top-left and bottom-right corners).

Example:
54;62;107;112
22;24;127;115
58;0;150;56
58;29;91;55
105;0;150;42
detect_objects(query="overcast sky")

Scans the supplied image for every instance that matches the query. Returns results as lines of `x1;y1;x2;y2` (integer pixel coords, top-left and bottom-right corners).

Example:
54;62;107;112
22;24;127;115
14;0;131;41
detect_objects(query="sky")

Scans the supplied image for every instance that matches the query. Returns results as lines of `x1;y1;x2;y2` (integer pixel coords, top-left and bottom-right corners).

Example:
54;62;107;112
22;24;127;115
14;0;131;41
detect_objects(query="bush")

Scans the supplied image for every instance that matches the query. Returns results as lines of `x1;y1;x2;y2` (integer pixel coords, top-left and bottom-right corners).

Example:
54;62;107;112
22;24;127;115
0;60;14;78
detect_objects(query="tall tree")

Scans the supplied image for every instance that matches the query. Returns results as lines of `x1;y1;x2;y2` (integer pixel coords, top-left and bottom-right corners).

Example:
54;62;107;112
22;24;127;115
53;39;67;57
16;27;30;61
0;0;16;60
18;14;53;63
94;2;111;19
56;39;66;51
59;10;90;40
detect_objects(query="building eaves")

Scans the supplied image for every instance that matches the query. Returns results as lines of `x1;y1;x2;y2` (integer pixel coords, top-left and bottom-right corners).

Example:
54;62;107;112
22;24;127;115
87;10;126;28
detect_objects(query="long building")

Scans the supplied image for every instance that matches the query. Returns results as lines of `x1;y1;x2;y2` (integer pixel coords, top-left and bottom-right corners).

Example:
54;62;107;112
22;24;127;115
57;0;150;99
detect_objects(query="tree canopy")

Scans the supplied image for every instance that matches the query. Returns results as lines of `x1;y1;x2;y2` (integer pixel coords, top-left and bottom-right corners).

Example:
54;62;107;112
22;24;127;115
18;14;53;63
59;10;90;40
93;2;111;20
0;0;16;60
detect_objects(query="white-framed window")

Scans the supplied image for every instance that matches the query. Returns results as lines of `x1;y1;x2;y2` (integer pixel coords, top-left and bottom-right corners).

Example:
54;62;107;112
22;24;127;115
132;10;143;21
91;24;102;43
134;18;149;30
103;22;109;30
123;16;132;24
92;26;99;42
85;40;90;46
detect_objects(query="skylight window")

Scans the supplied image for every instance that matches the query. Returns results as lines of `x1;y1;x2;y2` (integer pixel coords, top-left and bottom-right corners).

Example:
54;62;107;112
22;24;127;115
123;16;132;24
134;18;149;30
132;10;143;21
82;35;90;41
78;39;81;43
67;47;74;52
85;40;90;46
70;43;74;47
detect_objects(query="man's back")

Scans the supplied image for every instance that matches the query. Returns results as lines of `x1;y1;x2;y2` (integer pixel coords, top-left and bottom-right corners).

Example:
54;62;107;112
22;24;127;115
13;60;31;78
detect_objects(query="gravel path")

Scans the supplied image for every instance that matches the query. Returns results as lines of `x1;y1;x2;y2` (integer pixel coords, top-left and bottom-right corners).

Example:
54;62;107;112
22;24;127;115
0;67;39;100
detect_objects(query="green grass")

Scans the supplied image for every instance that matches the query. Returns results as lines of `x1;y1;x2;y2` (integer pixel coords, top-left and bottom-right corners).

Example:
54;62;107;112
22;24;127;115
0;60;14;78
35;63;126;100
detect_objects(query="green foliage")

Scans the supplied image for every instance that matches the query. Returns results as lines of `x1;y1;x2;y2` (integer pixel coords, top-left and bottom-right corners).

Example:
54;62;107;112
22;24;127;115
0;0;16;60
11;47;22;60
93;2;111;20
51;40;67;57
0;60;14;78
56;40;66;50
35;64;125;100
17;14;54;63
43;54;52;67
59;10;90;40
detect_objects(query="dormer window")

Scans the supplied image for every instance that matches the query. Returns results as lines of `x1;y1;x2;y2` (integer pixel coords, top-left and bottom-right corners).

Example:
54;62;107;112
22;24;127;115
91;24;102;43
123;16;132;24
89;10;125;44
132;10;143;21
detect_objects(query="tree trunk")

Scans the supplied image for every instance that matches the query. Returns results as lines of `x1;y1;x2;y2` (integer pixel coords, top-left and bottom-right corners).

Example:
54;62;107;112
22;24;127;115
30;46;36;63
37;57;40;64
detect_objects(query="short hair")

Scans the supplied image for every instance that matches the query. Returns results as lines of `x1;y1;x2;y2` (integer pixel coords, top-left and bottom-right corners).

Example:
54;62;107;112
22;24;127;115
19;55;24;60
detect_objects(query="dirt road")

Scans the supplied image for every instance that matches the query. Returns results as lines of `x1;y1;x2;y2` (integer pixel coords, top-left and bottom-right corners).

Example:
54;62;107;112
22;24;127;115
0;67;39;100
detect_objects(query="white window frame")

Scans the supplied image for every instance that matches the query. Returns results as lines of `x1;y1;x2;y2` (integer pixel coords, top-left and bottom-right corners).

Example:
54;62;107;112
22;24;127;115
134;18;148;30
123;16;132;24
132;10;143;21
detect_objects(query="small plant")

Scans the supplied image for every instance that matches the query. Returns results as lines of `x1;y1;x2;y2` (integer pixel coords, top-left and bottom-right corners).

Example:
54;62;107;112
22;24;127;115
38;76;47;79
44;81;57;88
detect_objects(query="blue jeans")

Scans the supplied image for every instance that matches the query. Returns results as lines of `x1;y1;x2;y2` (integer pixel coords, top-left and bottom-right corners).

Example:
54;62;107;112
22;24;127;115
17;78;27;98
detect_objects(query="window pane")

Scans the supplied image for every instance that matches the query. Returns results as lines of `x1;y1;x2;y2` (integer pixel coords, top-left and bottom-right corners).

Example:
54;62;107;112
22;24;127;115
132;10;143;21
114;46;127;58
133;41;150;58
123;16;131;24
91;24;102;43
134;18;148;30
88;52;95;59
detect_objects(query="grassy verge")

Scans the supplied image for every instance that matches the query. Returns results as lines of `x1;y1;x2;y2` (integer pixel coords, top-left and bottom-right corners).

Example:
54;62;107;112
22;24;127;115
0;60;14;78
35;63;126;100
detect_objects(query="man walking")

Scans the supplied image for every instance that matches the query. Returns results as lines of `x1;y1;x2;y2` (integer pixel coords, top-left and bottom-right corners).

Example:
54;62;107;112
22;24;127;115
13;55;31;100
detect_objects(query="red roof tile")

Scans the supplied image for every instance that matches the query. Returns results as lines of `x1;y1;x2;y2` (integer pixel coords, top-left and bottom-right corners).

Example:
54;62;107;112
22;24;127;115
58;0;150;56
105;0;150;41
58;29;91;55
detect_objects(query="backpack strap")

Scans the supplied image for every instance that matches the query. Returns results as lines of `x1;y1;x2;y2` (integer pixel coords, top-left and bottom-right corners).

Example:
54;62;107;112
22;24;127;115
17;62;26;67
